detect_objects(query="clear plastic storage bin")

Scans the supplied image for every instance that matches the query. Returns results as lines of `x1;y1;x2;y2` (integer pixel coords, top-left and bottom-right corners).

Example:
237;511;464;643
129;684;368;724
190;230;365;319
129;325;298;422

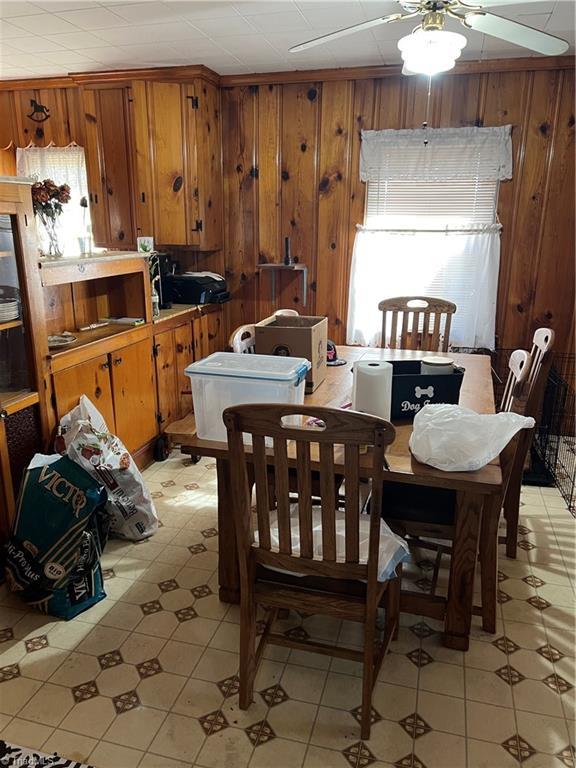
185;352;311;442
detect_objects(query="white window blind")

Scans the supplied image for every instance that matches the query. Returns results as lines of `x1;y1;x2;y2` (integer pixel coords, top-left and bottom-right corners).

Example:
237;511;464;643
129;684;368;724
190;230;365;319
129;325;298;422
348;126;512;350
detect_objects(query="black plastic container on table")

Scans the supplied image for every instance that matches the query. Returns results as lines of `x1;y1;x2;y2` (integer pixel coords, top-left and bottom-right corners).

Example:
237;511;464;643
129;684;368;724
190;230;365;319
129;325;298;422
387;359;465;421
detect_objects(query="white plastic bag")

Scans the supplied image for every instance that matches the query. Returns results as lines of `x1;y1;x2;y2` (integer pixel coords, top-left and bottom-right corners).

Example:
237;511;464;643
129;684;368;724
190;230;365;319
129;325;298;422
59;396;159;540
409;403;535;472
258;504;410;582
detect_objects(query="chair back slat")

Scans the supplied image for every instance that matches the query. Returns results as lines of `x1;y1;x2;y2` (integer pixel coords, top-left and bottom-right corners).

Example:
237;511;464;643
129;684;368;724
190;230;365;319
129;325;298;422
430;312;442;351
344;443;360;563
224;404;396;582
296;440;314;559
252;434;272;550
527;328;555;397
273;437;292;555
378;296;456;352
229;324;256;354
501;349;530;413
319;442;337;561
400;311;410;348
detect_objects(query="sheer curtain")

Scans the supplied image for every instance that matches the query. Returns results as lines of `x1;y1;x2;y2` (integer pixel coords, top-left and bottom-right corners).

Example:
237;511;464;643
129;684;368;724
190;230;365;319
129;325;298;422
348;125;512;350
16;145;91;258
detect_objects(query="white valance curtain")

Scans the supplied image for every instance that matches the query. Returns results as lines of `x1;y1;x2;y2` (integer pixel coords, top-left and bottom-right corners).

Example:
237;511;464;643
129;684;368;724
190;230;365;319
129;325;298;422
348;125;512;350
360;125;513;182
16;145;91;258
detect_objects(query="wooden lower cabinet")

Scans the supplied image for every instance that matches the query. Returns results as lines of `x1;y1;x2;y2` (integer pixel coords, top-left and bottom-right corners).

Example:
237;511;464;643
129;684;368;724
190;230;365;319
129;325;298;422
53;353;116;431
154;321;194;428
110;339;157;453
154;328;179;429
174;323;194;419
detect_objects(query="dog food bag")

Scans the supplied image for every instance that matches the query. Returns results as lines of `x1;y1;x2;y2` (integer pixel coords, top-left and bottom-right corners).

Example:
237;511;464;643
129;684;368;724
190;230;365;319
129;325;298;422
59;396;159;541
4;454;109;619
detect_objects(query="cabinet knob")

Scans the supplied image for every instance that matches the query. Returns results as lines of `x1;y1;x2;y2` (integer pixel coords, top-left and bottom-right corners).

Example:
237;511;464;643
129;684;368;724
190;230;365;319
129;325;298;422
0;409;7;420
100;362;110;370
113;357;123;366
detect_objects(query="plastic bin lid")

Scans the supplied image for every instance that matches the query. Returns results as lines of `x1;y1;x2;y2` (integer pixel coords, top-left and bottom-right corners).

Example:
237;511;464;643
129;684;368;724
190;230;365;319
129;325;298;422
185;352;311;382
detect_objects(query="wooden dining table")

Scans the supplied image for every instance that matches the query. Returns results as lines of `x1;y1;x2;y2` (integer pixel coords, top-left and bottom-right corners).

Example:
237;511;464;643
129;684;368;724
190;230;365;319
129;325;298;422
170;347;503;651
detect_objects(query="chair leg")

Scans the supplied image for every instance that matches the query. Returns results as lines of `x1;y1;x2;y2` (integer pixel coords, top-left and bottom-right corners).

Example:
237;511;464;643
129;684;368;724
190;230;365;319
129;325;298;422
385;564;402;641
239;588;257;710
361;602;377;740
504;472;521;559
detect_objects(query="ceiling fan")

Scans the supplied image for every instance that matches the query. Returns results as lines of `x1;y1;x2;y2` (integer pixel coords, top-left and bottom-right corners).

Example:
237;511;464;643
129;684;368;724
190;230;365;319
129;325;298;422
289;1;570;75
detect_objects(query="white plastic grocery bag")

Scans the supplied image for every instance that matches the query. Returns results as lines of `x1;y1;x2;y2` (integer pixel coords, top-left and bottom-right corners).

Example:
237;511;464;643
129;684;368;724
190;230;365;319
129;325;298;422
409;404;535;472
59;396;159;540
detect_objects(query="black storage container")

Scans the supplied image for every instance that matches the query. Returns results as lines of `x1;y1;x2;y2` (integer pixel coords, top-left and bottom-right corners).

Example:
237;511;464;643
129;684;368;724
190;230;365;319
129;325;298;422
388;359;465;421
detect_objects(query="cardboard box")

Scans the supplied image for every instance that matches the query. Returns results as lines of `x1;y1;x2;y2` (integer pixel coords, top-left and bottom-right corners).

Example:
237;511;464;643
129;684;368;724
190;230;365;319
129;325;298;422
255;315;328;392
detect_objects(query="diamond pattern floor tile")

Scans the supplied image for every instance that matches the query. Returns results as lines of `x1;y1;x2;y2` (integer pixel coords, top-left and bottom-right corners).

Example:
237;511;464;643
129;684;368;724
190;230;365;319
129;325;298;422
0;456;572;768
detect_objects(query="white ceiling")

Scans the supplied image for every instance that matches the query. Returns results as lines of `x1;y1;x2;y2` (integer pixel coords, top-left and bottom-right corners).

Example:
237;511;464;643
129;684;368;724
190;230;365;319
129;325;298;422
0;0;573;80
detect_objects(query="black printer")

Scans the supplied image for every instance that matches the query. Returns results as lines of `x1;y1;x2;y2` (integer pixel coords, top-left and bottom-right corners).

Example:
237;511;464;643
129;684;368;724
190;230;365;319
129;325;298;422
163;271;230;305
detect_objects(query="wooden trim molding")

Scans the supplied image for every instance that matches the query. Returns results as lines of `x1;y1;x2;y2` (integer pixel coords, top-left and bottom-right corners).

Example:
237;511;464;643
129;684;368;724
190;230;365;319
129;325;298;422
70;64;220;86
220;55;575;86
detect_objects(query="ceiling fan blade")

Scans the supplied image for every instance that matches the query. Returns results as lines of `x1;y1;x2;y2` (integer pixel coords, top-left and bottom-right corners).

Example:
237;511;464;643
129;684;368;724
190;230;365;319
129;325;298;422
289;13;406;53
460;0;555;7
463;11;570;55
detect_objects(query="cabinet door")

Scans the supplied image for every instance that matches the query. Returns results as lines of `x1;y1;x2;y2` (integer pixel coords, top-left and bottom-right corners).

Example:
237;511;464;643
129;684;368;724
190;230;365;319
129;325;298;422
174;323;194;419
97;88;135;249
129;81;155;241
191;79;223;251
205;307;225;355
148;82;191;246
52;354;116;431
192;314;209;360
110;339;157;453
154;329;179;428
82;89;109;247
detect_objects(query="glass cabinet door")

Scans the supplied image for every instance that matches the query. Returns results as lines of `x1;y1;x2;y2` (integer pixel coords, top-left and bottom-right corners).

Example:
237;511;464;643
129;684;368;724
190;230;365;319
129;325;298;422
0;213;33;407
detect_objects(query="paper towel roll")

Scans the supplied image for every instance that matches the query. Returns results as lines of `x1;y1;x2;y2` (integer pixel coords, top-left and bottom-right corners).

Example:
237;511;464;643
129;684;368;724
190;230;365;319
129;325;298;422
352;360;393;421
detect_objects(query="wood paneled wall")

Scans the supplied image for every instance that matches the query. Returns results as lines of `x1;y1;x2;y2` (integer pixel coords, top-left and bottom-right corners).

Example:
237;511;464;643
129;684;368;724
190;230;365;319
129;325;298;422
221;65;575;353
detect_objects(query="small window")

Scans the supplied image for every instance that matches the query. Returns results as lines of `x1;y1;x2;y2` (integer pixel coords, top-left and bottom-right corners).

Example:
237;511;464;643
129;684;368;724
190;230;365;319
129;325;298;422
16;146;92;257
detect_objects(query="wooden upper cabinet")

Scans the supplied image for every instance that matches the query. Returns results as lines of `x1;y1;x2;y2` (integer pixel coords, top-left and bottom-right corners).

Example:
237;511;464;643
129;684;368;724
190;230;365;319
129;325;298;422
130;77;223;250
188;79;223;251
81;86;136;250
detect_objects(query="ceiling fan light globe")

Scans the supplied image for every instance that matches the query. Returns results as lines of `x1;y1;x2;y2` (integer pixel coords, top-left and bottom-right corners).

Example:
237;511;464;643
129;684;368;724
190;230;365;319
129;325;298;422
398;29;467;75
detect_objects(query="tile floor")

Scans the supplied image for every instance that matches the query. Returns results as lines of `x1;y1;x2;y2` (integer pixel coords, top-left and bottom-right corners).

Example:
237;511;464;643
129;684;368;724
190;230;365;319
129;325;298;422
0;452;574;768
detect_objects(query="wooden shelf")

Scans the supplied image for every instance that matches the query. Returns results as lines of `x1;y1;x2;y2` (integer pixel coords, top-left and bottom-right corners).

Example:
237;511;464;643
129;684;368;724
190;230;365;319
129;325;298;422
0;388;39;415
39;253;148;287
49;323;144;358
0;319;22;332
257;263;307;271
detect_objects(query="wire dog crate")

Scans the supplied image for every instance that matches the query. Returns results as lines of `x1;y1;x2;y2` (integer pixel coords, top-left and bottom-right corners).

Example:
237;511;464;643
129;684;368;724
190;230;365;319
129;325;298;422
453;347;575;516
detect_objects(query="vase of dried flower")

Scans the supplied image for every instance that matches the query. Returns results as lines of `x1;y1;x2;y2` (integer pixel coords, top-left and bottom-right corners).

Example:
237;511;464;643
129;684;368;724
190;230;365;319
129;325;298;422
31;178;71;258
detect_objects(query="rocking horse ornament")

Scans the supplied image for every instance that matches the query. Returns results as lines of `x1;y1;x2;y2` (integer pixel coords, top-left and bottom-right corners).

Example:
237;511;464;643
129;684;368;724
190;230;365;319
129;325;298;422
27;99;50;123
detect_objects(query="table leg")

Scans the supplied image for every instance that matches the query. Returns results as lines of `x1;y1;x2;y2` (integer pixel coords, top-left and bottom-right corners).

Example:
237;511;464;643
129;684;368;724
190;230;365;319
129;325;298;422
479;495;502;634
443;491;483;651
216;458;240;604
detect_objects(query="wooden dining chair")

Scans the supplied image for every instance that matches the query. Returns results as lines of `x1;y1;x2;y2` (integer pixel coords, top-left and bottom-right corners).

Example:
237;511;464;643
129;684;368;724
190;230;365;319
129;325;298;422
501;328;555;558
229;324;256;354
378;296;457;352
224;403;403;740
377;345;538;632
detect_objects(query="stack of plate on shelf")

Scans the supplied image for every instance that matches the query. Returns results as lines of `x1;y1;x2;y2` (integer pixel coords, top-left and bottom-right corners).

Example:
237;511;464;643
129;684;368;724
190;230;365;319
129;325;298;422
0;297;19;323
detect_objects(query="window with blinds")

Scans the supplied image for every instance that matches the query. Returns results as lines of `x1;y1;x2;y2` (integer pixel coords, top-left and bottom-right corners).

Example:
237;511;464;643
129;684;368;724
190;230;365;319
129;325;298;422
365;177;499;229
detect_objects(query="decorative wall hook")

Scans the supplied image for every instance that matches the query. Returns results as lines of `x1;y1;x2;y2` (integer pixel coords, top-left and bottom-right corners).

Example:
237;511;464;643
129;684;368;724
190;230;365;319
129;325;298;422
27;99;50;123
